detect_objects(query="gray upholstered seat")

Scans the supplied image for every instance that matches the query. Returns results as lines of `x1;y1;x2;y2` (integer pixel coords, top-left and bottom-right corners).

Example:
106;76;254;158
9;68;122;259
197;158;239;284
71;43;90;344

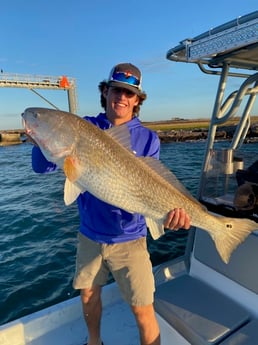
154;275;250;345
220;320;258;345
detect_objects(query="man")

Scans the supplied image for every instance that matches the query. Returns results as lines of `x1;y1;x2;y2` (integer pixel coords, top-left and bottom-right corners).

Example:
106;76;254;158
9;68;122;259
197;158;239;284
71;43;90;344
31;63;190;345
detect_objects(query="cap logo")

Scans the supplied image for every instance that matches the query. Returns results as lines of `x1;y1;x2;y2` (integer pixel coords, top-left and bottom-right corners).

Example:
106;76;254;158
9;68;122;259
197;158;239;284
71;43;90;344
124;71;132;78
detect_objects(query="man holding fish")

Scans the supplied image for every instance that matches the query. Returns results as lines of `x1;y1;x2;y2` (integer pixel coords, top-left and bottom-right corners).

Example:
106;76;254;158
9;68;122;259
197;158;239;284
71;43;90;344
28;63;191;345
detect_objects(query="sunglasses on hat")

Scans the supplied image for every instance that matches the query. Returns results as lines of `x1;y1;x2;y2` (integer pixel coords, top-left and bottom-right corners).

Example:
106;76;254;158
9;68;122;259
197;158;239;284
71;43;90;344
110;71;141;87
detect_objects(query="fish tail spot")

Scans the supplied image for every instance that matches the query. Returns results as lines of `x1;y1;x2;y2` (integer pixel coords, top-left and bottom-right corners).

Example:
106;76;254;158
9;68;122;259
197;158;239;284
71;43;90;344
213;217;257;263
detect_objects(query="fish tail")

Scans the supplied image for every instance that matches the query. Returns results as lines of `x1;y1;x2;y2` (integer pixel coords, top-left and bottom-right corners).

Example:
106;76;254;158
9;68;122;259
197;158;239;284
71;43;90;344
212;217;257;264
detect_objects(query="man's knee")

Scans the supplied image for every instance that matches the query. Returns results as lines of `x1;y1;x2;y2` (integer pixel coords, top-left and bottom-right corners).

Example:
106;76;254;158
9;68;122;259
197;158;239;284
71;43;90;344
80;285;101;304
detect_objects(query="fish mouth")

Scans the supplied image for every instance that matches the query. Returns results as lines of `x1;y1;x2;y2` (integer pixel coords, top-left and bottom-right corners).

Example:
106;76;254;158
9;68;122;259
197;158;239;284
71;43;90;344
22;116;34;137
21;112;44;148
22;117;29;132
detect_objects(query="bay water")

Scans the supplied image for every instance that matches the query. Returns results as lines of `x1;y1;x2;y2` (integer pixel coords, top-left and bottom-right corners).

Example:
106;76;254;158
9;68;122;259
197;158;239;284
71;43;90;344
0;141;205;325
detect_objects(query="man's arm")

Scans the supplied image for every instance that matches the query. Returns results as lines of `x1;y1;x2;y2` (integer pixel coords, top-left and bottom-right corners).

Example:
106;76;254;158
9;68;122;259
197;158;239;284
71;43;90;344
32;146;57;173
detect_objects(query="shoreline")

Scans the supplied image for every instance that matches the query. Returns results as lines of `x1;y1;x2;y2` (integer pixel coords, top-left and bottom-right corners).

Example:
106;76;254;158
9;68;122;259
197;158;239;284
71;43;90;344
143;117;258;143
1;117;258;145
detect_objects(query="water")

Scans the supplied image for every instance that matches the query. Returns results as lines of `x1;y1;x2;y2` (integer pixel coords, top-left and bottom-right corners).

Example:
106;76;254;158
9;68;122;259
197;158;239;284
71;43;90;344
0;141;206;325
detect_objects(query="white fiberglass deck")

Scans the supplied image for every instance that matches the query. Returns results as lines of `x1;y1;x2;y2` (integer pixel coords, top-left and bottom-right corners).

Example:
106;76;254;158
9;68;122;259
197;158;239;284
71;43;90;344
0;271;195;345
0;283;139;345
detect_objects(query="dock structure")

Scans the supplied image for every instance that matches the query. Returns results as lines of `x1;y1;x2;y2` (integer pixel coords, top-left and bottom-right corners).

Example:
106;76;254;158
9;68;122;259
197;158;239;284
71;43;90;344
0;72;78;114
0;131;24;146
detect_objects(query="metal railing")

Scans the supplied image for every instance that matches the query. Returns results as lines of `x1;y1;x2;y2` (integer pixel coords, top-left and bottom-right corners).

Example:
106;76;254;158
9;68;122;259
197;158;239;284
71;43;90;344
0;72;76;89
0;72;78;113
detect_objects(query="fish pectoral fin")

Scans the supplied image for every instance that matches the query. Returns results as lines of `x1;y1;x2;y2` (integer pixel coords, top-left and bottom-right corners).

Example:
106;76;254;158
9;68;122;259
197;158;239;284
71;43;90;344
145;217;165;240
63;155;82;182
64;178;82;205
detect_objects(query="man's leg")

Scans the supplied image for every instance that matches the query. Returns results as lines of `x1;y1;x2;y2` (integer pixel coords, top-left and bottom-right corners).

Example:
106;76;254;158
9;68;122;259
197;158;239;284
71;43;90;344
131;304;160;345
74;234;109;344
105;238;158;344
81;285;103;345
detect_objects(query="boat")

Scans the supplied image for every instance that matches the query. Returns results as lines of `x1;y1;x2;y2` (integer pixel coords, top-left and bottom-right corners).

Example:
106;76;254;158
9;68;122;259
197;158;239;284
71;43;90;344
1;10;258;345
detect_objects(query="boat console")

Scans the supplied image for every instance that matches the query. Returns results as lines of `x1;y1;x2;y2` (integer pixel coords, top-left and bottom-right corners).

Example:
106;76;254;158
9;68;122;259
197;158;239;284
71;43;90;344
154;11;258;345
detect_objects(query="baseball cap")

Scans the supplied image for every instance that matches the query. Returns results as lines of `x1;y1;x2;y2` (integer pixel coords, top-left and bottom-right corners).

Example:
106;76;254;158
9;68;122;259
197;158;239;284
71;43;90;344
107;63;143;96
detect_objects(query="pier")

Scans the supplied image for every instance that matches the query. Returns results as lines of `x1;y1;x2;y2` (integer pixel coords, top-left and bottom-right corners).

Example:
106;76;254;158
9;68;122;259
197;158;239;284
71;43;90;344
0;72;78;145
0;72;78;113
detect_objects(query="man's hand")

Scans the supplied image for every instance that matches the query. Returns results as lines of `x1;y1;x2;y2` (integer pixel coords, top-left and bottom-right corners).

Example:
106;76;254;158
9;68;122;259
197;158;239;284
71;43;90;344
163;208;191;231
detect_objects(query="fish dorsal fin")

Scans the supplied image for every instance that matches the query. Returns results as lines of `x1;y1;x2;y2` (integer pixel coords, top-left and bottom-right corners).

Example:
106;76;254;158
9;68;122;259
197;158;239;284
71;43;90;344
140;156;201;205
64;178;82;205
145;217;165;240
105;124;132;150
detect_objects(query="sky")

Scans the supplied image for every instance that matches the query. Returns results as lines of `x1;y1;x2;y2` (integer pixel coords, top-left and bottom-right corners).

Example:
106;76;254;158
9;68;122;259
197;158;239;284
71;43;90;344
0;1;257;129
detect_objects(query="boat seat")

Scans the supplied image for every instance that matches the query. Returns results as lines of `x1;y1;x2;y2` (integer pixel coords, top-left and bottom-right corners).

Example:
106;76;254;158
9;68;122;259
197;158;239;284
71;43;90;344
154;274;250;345
220;319;258;345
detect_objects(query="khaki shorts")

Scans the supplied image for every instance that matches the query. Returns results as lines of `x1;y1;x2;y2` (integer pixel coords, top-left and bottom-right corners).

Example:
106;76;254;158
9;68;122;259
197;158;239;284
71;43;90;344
73;233;155;306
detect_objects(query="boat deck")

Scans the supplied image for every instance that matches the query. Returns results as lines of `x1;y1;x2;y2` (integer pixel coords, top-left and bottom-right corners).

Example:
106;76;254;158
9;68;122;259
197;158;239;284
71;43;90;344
0;283;140;345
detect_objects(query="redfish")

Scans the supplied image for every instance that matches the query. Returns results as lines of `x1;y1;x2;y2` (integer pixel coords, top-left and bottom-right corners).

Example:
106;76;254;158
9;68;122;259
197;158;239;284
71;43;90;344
22;108;258;263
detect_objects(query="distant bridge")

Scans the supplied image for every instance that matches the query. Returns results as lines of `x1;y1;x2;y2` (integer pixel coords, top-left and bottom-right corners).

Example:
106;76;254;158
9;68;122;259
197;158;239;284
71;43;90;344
0;72;78;113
